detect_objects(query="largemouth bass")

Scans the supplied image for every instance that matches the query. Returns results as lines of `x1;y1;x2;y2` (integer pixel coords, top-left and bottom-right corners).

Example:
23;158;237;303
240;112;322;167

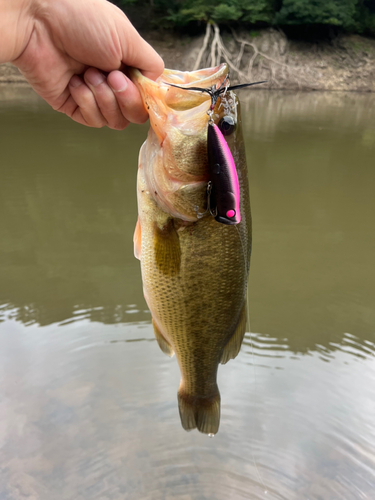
131;64;251;435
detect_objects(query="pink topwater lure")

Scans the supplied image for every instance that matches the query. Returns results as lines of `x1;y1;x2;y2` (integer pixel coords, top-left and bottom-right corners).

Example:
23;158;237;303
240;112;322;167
166;76;266;225
207;120;241;224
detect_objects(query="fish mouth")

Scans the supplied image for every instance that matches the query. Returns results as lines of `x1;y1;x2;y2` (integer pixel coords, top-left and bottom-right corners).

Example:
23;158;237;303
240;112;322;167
130;63;228;95
161;64;228;86
161;64;229;110
131;64;232;222
130;64;230;135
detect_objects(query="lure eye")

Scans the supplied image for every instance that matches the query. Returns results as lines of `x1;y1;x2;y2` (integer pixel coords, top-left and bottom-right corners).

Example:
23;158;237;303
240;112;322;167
218;116;236;136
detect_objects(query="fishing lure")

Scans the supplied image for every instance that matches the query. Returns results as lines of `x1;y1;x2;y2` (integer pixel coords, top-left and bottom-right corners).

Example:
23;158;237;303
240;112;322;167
166;77;266;225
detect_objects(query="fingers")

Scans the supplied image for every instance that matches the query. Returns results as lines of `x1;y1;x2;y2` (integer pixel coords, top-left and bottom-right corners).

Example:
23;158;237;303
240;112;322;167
61;68;147;129
66;75;107;128
107;70;148;124
84;68;130;129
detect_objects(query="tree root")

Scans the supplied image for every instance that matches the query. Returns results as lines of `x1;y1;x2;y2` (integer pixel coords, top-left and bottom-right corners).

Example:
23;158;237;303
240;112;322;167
193;23;309;89
193;23;212;71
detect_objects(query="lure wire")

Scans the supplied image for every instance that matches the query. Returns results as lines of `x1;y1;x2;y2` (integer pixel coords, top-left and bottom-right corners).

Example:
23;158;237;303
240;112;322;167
233;223;268;496
164;77;267;110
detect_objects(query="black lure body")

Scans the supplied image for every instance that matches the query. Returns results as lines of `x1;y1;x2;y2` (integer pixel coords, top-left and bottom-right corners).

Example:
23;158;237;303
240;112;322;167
207;121;241;225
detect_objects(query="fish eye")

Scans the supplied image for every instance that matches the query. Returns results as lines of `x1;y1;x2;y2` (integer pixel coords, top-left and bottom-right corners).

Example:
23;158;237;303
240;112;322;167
219;116;236;136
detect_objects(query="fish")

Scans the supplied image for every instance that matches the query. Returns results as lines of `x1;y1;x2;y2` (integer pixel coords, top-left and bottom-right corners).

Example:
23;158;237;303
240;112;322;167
131;63;252;435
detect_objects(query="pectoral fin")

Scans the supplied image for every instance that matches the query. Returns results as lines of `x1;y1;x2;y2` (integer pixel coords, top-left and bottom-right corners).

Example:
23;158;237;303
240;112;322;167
133;218;141;260
220;301;247;364
154;219;181;276
152;319;174;357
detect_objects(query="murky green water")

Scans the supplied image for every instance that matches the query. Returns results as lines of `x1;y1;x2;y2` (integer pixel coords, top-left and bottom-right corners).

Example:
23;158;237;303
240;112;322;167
1;86;375;500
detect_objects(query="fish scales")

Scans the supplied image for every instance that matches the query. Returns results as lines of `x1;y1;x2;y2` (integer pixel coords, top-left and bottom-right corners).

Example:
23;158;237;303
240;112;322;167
131;64;251;435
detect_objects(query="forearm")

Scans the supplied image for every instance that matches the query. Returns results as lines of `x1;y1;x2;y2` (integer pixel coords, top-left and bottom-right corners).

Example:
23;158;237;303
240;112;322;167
0;0;35;63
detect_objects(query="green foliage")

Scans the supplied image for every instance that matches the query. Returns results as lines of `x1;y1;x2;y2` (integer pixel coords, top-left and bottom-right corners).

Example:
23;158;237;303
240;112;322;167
113;0;138;6
212;4;243;22
110;0;375;36
355;0;375;36
165;1;212;24
164;0;275;25
242;0;275;24
165;0;244;24
363;14;375;36
274;0;358;29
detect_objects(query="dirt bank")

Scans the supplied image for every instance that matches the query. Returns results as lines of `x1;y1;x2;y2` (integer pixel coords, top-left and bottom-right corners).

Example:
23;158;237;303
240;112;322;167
1;29;375;92
0;63;28;85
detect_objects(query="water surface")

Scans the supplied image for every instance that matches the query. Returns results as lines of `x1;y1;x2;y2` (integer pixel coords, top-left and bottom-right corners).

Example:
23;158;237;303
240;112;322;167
0;86;375;499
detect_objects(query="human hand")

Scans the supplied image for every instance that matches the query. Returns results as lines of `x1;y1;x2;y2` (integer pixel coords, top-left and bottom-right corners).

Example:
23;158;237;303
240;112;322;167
9;0;164;129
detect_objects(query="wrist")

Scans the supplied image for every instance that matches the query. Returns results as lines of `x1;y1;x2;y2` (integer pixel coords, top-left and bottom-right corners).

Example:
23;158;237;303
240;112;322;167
0;0;35;63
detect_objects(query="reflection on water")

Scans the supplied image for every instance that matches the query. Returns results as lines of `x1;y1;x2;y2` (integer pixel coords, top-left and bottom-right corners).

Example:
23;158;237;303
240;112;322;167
243;91;375;355
0;86;375;499
0;89;146;327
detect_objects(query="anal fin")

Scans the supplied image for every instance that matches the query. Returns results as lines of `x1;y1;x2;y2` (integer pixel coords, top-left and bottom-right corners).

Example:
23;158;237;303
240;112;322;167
152;319;174;357
220;301;247;365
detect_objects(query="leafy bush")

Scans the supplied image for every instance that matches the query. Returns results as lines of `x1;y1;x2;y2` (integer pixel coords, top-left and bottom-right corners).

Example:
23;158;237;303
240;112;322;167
274;0;358;29
109;0;375;36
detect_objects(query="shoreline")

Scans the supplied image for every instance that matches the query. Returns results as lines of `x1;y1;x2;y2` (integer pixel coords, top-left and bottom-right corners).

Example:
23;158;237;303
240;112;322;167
1;28;375;93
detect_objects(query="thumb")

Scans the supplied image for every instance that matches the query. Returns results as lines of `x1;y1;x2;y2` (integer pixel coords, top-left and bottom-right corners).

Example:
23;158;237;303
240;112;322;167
116;17;164;81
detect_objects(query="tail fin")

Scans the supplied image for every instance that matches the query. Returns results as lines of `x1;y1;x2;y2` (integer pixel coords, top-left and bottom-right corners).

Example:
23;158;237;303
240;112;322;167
178;386;221;435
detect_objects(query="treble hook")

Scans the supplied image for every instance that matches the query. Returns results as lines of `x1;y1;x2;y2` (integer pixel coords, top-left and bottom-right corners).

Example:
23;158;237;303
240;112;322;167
196;181;217;219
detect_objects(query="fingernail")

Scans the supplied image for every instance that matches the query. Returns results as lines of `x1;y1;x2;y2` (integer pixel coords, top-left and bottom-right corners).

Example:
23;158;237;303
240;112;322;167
109;72;128;92
85;70;105;87
70;75;82;88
